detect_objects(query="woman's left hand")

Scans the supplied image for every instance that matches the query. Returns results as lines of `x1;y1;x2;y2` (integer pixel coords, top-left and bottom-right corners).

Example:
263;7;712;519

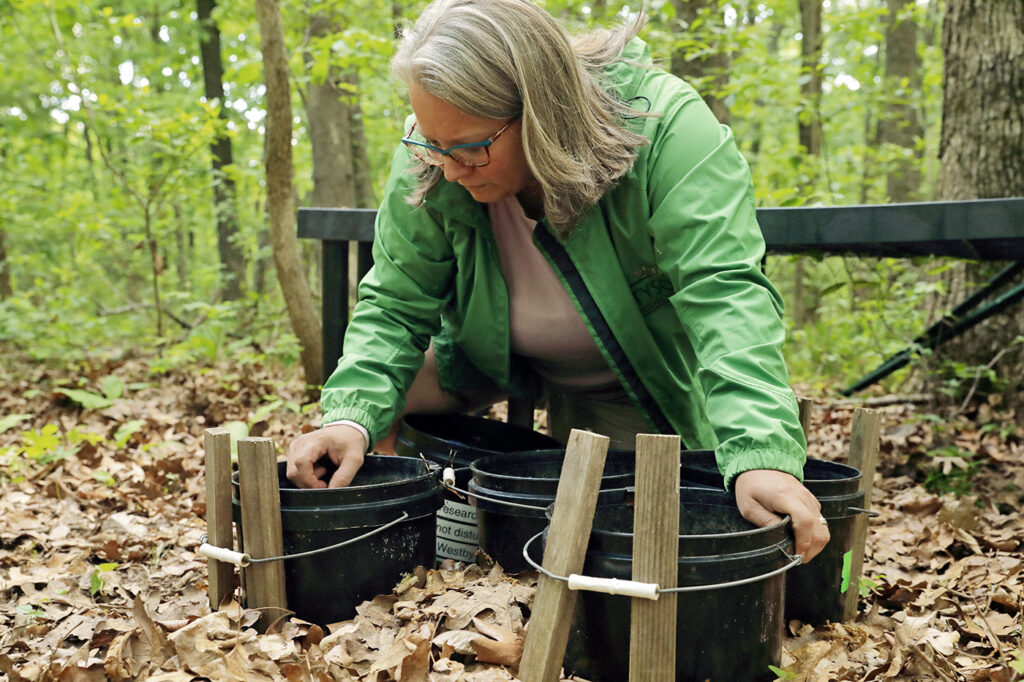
734;469;830;563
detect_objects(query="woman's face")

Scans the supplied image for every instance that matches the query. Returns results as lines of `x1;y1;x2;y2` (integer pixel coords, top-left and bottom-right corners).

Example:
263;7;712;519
408;83;537;206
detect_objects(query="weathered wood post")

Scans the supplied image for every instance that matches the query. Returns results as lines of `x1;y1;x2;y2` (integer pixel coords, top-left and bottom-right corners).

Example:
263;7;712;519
237;437;288;631
629;434;681;682
843;407;881;620
203;428;235;610
519;429;610;682
797;397;815;438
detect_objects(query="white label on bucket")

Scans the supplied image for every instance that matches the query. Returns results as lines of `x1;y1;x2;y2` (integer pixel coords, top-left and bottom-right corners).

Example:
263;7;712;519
436;538;477;564
437;519;479;544
437;498;478;523
436;499;478;563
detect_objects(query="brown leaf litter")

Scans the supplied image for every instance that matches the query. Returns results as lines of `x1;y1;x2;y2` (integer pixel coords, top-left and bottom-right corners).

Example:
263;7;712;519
1;360;1023;681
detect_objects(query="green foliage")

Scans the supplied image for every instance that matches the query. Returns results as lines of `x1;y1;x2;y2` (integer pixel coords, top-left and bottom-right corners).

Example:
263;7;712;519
1;0;948;400
860;573;883;598
2;423;103;483
768;664;799;680
1009;649;1024;675
922;445;978;495
778;256;945;388
55;375;124;410
221;420;250;461
0;415;31;435
89;563;118;597
15;604;46;622
92;470;116;486
113;420;147;448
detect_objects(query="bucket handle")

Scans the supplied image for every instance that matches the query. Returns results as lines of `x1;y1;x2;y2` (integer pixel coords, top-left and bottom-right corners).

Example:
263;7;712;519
441;479;635;513
848;506;880;518
198;511;410;567
521;530;803;600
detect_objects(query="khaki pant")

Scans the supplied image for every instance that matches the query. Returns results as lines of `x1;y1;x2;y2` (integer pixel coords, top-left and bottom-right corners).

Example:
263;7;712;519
545;389;651;451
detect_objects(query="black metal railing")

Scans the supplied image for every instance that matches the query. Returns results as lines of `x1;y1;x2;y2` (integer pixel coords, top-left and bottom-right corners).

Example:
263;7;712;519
299;198;1024;395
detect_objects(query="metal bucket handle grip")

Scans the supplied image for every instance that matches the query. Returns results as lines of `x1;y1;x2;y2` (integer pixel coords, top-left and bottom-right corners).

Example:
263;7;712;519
521;530;802;600
199;510;410;567
848;506;880;517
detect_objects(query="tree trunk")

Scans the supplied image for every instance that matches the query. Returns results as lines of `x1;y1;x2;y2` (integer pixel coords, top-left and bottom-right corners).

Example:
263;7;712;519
879;0;924;202
669;0;731;125
174;203;190;289
256;0;323;387
198;0;246;300
791;0;825;329
392;0;403;40
938;2;1024;199
304;14;361;209
0;227;11;298
144;208;164;338
344;70;376;210
934;0;1024;408
798;0;823;158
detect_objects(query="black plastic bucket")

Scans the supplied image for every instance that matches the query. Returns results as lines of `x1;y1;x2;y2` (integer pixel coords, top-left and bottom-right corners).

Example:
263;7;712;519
535;488;795;681
393;413;559;564
678;452;869;624
469;449;636;573
231;455;443;626
785;460;866;624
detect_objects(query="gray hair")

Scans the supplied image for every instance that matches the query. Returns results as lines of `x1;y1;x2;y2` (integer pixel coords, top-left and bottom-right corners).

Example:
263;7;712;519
392;0;650;238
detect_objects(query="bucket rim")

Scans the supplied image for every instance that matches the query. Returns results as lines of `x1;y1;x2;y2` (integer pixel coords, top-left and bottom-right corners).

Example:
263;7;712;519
588;513;791;543
559;491;792;545
328;454;438;492
396;413;561;456
265;454;439;494
469;449;636;484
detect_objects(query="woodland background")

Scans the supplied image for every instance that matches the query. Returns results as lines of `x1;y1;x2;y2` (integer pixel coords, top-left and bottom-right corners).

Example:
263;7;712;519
1;0;1024;680
0;0;1021;397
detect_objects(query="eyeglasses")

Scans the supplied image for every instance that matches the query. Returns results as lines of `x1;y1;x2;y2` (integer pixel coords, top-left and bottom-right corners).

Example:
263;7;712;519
401;118;517;167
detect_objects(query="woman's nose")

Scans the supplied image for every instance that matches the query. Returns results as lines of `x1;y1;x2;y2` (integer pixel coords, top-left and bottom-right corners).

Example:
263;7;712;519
441;155;472;182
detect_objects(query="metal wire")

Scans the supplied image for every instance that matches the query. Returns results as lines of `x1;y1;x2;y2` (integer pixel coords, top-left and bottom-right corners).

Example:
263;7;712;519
200;511;410;565
848;506;880;518
521;530;803;594
442;482;634;513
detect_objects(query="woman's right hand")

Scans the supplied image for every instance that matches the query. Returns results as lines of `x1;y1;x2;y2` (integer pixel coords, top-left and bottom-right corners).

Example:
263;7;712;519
286;424;367;488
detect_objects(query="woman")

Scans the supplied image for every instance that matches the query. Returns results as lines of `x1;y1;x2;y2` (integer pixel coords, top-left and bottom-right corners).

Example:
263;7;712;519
287;0;830;561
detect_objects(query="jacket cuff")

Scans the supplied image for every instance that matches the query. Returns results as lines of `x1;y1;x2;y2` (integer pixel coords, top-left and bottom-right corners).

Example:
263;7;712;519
321;405;383;443
321;420;371;453
719;448;805;490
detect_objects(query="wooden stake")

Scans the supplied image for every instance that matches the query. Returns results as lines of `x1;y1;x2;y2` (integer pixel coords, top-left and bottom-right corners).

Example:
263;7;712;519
629;434;681;682
204;428;235;611
843;408;881;621
237;437;288;631
797;397;815;439
519;429;610;682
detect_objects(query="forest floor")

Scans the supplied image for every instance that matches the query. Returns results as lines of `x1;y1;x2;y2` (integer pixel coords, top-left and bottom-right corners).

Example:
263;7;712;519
1;354;1022;681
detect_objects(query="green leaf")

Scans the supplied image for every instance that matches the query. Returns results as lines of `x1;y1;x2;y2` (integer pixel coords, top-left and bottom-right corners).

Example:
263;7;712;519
89;571;105;596
114;419;147;448
55;388;113;410
252;398;284;423
0;414;31;434
101;375;125;400
222;420;250;460
768;664;799;679
15;603;45;621
22;424;62;459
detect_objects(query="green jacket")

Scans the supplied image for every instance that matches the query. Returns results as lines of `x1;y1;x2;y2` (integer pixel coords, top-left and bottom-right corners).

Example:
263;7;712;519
322;39;806;488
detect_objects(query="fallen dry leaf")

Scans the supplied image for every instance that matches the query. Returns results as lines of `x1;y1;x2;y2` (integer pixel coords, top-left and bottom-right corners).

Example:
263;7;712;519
3;363;1023;681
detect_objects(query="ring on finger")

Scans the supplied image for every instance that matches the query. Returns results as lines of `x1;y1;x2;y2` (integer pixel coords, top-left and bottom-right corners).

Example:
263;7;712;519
817;516;828;526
